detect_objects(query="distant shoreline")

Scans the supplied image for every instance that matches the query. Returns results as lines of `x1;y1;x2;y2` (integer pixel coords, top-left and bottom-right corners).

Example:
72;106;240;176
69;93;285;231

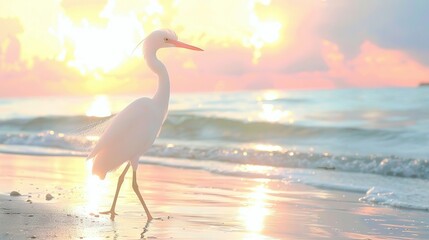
419;82;429;87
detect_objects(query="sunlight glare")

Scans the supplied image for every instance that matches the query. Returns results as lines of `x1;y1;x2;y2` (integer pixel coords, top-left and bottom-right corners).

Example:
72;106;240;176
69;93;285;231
86;95;112;117
244;0;282;63
235;164;275;176
259;104;289;123
239;184;271;233
86;135;100;142
53;13;144;74
84;160;110;213
262;90;280;101
254;144;283;152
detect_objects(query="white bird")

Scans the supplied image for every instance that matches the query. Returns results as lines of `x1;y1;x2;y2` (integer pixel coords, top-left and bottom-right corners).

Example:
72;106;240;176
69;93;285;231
88;29;203;221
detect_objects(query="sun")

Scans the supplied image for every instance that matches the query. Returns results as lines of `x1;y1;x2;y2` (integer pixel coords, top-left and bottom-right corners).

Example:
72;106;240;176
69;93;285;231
243;0;282;63
53;13;144;75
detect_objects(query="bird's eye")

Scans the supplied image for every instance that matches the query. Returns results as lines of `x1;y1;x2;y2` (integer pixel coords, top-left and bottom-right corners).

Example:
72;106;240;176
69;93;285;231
164;38;169;42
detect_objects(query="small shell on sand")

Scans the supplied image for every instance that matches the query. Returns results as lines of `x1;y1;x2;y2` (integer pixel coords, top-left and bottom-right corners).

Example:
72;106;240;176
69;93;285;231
45;193;54;201
10;191;21;196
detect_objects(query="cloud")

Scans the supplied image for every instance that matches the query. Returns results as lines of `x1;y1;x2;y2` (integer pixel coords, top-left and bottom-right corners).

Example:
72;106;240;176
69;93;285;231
0;17;23;39
279;54;328;73
61;0;108;24
322;40;429;88
0;17;23;67
319;1;429;65
0;58;83;96
2;1;429;97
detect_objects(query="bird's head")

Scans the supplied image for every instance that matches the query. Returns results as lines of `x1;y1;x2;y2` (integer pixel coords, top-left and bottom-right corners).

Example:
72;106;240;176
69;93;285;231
140;29;203;53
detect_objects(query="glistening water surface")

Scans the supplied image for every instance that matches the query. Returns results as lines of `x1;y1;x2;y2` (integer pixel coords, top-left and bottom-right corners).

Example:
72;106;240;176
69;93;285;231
1;88;428;210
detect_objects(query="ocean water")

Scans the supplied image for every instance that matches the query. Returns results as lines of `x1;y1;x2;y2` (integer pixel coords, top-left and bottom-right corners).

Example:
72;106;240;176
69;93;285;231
0;88;428;211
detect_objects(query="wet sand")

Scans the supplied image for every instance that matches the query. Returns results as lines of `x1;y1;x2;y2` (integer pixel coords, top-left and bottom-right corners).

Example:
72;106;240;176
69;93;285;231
1;153;428;239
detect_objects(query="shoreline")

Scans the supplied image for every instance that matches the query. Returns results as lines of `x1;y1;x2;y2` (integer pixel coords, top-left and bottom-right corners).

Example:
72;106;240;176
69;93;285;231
1;153;429;239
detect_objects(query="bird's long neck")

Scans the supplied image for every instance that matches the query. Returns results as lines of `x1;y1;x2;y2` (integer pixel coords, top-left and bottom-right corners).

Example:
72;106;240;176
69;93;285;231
145;48;170;114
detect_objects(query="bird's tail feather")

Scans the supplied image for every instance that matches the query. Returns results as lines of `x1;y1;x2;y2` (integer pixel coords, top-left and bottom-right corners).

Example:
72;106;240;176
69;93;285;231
91;151;124;180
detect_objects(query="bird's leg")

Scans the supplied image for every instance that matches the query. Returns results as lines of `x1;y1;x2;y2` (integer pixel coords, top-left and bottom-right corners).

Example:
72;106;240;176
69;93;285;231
100;163;130;220
132;170;153;221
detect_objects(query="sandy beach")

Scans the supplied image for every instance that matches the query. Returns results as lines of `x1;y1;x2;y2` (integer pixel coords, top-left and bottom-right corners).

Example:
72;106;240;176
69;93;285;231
1;153;428;239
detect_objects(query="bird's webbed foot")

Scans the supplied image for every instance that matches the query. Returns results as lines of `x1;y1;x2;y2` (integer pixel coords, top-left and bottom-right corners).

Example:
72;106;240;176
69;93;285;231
100;210;118;220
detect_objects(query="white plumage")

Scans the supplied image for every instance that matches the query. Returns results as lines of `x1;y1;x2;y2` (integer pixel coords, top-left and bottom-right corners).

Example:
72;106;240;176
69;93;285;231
88;29;202;221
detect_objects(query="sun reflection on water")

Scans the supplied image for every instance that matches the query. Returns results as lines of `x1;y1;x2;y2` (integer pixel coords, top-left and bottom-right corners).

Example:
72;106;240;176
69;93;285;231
84;160;110;213
239;182;271;235
86;95;112;117
259;104;292;123
262;90;280;101
85;135;100;142
253;144;283;152
256;90;296;124
235;164;275;176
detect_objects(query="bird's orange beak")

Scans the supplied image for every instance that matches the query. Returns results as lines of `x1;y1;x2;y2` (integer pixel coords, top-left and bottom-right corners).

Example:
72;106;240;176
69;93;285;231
169;39;203;51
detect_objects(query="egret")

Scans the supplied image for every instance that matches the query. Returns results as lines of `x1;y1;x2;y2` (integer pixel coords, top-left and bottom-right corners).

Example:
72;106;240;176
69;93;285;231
88;29;203;221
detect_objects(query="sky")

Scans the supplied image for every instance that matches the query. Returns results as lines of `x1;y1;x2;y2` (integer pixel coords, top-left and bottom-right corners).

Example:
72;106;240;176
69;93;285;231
0;0;428;97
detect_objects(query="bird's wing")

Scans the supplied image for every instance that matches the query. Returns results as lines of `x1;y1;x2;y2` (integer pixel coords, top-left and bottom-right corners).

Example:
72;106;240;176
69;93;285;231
87;98;154;159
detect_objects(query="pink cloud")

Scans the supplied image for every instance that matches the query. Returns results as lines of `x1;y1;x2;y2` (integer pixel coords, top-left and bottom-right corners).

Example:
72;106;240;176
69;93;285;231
2;37;429;98
322;40;429;88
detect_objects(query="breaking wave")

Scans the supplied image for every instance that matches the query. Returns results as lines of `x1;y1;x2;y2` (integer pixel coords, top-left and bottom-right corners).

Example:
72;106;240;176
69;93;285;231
0;130;427;180
0;114;416;143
